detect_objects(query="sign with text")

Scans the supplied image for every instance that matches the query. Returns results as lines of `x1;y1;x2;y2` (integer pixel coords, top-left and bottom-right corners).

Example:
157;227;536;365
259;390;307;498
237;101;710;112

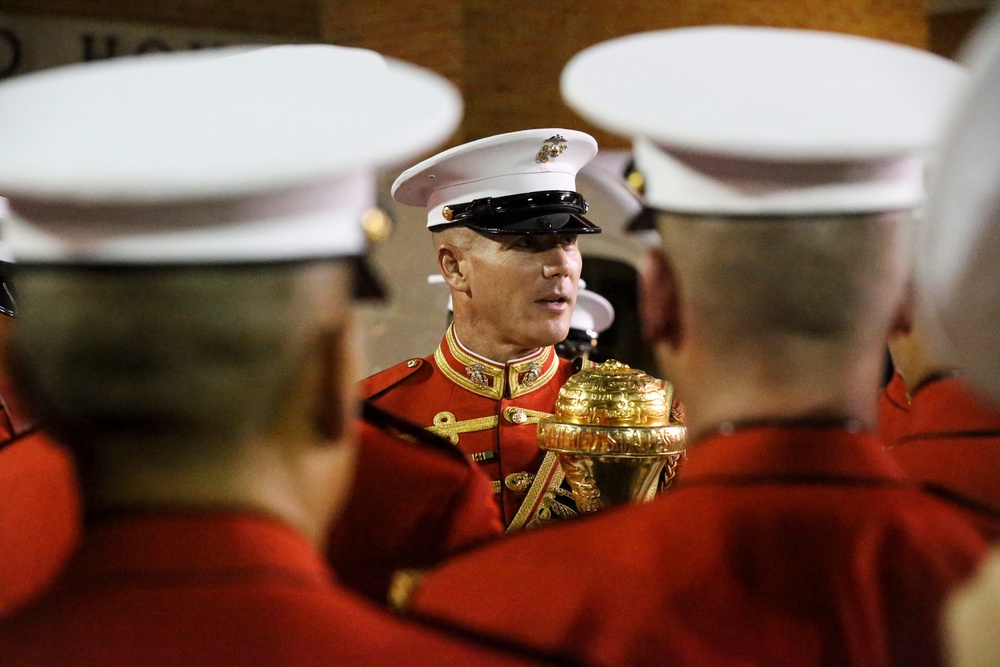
0;12;286;79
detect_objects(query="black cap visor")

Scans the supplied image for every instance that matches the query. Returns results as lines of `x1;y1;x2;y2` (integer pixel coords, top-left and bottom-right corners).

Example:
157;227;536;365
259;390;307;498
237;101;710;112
435;190;602;235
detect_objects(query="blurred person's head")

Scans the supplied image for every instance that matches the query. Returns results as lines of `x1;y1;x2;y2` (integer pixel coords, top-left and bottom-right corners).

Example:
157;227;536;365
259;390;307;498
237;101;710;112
0;44;460;544
561;25;965;437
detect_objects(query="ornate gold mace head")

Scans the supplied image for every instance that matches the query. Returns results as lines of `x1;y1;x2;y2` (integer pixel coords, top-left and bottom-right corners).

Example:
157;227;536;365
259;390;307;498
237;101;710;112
537;359;686;512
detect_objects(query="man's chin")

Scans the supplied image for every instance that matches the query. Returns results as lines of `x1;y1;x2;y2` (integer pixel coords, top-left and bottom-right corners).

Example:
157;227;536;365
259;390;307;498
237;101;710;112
518;324;571;350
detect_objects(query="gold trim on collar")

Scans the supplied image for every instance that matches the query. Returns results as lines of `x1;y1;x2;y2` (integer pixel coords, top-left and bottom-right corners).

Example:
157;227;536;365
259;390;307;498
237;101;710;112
435;325;559;399
508;347;558;398
435;328;504;399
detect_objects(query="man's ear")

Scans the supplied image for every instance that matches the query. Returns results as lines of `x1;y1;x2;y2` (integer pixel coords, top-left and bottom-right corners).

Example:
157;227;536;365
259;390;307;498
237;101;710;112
437;243;470;294
314;319;358;445
639;248;681;349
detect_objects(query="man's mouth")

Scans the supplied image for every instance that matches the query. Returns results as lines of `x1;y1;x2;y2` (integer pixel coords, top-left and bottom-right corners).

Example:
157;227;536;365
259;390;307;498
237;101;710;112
537;295;570;307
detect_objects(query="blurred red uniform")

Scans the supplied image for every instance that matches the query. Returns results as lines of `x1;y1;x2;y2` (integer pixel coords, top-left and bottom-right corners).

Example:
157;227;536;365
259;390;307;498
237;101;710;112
0;513;548;666
404;424;986;667
326;404;503;603
885;375;1000;538
364;324;576;529
0;385;79;616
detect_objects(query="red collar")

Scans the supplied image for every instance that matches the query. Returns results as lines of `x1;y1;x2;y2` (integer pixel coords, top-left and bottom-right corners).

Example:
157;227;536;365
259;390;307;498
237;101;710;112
678;422;907;485
906;375;1000;434
65;511;332;591
434;324;560;400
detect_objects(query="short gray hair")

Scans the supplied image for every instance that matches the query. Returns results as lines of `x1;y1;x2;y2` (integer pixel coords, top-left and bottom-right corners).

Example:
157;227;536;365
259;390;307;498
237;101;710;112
656;211;910;347
11;261;349;452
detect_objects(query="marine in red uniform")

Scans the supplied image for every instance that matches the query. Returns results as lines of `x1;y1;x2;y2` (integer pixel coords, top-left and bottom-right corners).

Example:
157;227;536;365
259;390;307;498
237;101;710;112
0;45;547;666
0;252;80;616
888;375;1000;535
882;302;1000;536
404;424;985;666
369;129;603;529
326;403;503;603
365;325;578;529
394;26;985;666
904;12;1000;665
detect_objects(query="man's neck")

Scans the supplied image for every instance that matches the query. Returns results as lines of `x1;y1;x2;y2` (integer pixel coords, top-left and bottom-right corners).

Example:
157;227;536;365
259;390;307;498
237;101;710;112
450;322;542;365
81;439;350;550
674;347;883;443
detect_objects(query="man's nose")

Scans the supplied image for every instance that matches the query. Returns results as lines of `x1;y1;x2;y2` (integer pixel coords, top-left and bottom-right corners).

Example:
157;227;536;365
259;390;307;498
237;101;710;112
542;245;574;279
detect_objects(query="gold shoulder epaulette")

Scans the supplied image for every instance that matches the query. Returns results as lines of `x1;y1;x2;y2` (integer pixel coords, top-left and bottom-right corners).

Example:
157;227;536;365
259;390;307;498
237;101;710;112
360;358;425;401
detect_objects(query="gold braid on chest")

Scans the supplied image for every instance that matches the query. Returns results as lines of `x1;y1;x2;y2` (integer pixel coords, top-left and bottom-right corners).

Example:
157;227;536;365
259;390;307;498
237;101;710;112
424;407;553;445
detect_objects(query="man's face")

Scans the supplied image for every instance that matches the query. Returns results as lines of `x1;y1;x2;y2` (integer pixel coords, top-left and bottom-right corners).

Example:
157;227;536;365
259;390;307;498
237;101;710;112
462;233;582;352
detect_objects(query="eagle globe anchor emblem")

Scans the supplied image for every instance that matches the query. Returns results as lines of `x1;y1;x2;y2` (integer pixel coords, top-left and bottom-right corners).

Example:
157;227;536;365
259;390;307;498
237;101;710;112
465;362;489;388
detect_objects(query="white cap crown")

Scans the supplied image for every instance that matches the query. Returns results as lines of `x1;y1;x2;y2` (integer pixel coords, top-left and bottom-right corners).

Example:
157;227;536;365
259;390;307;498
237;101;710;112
0;45;462;264
562;26;966;215
916;10;1000;402
393;128;598;232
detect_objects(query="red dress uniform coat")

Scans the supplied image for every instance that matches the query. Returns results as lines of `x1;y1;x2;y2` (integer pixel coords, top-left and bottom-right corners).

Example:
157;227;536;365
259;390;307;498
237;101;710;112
326;405;503;603
405;425;986;667
885;375;1000;538
0;386;79;616
0;513;547;666
363;324;577;529
878;370;910;449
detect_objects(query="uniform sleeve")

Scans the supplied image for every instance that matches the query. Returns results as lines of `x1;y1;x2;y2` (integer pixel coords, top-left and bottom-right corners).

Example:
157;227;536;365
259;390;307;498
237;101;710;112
326;420;503;604
437;460;504;553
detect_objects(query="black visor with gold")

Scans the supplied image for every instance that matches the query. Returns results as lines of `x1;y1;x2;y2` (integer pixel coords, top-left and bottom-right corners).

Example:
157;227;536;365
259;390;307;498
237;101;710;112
435;190;601;235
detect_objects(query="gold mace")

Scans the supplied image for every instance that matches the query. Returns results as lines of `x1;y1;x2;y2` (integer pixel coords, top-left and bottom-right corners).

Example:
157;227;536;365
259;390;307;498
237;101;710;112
537;359;686;512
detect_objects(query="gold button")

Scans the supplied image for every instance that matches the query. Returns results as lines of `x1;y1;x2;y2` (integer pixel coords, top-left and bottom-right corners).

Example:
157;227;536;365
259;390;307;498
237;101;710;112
504;407;527;425
504;471;534;492
406;359;419;368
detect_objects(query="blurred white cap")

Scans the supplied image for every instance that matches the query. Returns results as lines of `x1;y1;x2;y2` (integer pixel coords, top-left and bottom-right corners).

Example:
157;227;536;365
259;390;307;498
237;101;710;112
0;45;462;265
916;10;1000;403
562;26;965;216
571;286;615;337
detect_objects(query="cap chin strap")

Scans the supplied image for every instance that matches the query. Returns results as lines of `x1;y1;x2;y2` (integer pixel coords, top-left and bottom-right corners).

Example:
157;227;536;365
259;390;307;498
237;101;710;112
437;190;588;227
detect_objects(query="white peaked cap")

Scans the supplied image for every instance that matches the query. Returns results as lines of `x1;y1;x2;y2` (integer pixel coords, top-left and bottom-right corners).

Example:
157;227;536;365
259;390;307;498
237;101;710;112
393;128;598;230
571;287;615;336
562;27;966;216
916;10;1000;403
0;45;462;264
